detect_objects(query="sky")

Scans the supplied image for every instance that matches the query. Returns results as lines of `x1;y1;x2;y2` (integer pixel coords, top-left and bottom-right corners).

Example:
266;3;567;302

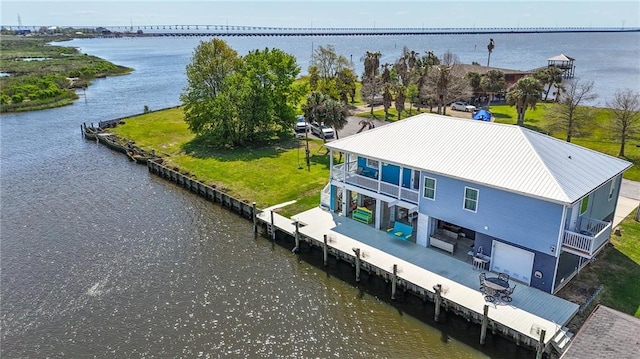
1;0;639;29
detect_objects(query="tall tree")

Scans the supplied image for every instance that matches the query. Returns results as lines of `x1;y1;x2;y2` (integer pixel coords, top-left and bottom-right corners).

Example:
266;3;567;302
361;50;383;114
607;89;640;157
335;67;357;104
181;38;240;137
486;38;495;67
322;98;350;140
428;51;470;115
181;40;301;147
466;71;482;101
415;51;439;112
548;79;597;142
361;75;383;115
480;69;505;109
506;76;544;126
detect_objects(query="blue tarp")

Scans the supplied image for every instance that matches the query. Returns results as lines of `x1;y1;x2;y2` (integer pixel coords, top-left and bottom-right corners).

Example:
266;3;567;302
473;109;492;122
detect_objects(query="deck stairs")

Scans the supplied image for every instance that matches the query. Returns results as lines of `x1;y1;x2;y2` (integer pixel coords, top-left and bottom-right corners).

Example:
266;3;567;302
550;326;574;354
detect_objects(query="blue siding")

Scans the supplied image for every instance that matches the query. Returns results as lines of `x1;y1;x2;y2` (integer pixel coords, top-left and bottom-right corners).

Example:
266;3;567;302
589;175;622;221
357;157;378;178
476;233;556;292
402;168;412;188
418;172;563;256
381;163;400;185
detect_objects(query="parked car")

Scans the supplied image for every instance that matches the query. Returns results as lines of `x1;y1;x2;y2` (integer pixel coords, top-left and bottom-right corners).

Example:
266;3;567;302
294;116;308;138
451;101;476;112
294;116;308;132
309;122;335;139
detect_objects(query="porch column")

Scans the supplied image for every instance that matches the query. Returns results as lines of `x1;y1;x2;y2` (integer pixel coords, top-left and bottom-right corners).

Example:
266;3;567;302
375;199;382;230
342;185;348;217
329;150;334;176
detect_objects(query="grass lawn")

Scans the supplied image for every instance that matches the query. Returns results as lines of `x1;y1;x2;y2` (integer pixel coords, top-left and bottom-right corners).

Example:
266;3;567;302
110;107;336;217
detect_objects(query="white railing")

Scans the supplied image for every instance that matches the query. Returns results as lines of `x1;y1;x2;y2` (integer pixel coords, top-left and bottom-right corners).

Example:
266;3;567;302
400;188;419;204
347;175;379;192
331;162;358;182
563;217;612;257
380;182;399;197
320;183;331;209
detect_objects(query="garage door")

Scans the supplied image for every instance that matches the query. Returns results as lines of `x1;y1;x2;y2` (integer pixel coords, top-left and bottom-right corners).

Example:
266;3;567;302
491;241;534;285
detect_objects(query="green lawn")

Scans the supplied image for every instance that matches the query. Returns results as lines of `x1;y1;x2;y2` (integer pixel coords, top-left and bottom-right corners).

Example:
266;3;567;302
111;108;335;216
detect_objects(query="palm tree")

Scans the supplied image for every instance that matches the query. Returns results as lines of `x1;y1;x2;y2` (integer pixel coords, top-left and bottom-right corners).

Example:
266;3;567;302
506;77;544;126
480;69;505;109
323;98;349;140
302;91;328;124
486;38;495;67
535;67;564;101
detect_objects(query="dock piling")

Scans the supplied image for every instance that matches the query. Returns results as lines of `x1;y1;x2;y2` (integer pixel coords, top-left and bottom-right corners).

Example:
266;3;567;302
535;330;546;359
434;284;442;322
294;221;300;253
480;304;489;344
270;210;275;241
323;235;328;266
352;247;361;282
391;264;398;300
252;202;257;233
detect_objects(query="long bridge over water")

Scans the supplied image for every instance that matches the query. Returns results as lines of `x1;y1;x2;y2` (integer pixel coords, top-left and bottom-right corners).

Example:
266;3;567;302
4;24;640;37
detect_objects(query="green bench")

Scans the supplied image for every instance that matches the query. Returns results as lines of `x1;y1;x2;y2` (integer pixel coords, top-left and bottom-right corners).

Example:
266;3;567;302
387;221;414;241
352;207;373;224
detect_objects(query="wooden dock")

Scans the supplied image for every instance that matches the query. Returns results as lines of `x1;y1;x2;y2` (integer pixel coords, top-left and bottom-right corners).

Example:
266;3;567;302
257;206;579;353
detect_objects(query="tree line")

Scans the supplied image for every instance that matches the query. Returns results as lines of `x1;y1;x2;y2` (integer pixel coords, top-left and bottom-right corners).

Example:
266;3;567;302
181;38;640;157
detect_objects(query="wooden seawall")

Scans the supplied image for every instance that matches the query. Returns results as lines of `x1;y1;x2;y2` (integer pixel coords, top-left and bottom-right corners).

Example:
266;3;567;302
147;159;256;220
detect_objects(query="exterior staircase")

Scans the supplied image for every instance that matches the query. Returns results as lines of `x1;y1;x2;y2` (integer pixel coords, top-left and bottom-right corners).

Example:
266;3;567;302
550;326;574;354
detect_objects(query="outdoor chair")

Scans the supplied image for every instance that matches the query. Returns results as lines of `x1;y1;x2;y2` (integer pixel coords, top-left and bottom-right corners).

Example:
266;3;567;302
498;273;510;283
479;273;487;291
501;285;516;302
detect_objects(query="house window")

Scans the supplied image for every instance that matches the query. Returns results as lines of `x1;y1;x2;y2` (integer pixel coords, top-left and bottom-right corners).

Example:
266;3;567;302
580;195;590;214
464;187;479;212
367;158;379;169
423;177;436;200
609;181;615;200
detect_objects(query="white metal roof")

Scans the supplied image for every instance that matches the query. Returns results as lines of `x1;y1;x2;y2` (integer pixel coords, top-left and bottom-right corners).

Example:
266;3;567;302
326;114;632;204
547;54;575;61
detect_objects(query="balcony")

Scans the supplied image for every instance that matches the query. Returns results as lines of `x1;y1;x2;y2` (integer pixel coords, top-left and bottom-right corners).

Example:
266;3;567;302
331;163;419;205
562;216;612;258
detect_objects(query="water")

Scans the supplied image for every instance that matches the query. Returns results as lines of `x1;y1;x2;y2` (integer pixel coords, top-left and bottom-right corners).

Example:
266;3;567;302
1;32;638;358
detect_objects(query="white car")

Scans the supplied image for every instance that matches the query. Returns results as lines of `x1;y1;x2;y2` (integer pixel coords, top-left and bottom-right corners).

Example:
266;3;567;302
310;122;335;139
451;101;476;112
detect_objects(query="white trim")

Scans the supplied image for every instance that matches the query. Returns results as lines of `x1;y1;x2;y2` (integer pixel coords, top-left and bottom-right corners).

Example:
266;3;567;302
608;180;615;201
423;176;436;201
366;158;379;169
463;186;479;213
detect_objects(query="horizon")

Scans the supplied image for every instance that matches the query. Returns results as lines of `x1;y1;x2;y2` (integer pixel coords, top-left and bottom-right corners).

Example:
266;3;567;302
1;1;639;29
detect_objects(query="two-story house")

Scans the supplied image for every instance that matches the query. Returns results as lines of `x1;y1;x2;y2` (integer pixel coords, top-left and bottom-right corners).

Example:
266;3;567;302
322;114;631;294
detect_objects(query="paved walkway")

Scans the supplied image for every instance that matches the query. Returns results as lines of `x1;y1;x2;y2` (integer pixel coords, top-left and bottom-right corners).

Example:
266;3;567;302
615;179;640;227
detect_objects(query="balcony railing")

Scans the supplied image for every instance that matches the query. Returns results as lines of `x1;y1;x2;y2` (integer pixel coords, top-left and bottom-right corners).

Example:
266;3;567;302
331;163;419;205
562;216;612;258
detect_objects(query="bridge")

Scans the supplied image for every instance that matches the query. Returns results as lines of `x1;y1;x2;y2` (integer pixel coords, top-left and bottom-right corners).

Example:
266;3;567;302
4;24;639;37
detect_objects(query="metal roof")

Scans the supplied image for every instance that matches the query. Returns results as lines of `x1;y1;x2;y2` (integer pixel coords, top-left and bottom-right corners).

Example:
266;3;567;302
326;114;632;204
548;54;575;61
